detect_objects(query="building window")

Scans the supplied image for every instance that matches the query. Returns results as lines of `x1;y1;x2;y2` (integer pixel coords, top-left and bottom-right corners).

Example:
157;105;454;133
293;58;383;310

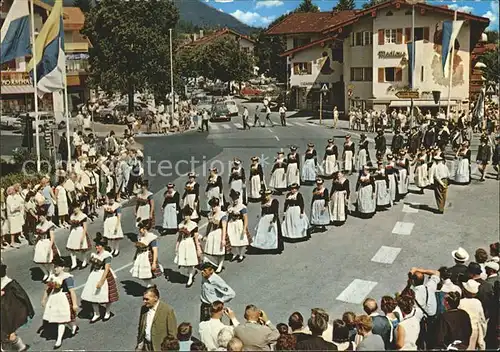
414;27;424;41
420;66;424;82
355;32;363;46
293;62;312;75
350;67;372;81
385;29;397;44
385;67;396;81
352;31;373;46
293;37;310;48
363;31;373;45
379;67;402;82
365;68;373;81
386;11;393;16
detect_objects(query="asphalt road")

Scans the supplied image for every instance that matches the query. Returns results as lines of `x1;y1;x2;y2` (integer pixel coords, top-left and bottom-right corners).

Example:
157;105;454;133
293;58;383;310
2;109;499;350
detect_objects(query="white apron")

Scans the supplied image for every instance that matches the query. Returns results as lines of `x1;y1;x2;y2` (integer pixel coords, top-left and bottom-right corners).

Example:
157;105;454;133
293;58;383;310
183;193;199;220
43;272;74;323
324;154;338;176
66;212;90;251
130;231;158;279
81;251;117;303
33;221;59;263
253;214;278;250
136;191;153;222
302;159;317;182
269;166;287;190
454;157;470;184
282;201;308;239
330;190;347;222
176;221;199;267
397;169;409;195
227;204;249;247
162;202;178;230
374;179;391;206
357;184;376;214
344;150;354;171
203;212;226;256
286;162;300;186
103;203;124;239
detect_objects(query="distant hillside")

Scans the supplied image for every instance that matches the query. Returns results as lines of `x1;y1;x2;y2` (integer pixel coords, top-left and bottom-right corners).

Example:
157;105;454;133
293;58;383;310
41;0;257;35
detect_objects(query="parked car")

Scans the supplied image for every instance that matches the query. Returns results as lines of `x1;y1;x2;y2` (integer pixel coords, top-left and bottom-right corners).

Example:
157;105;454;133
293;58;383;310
193;94;212;112
0;115;22;130
224;99;239;116
98;104;149;124
210;104;231;122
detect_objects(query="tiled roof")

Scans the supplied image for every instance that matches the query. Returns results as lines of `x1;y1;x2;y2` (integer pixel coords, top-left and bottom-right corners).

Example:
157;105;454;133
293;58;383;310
266;10;357;35
183;28;255;48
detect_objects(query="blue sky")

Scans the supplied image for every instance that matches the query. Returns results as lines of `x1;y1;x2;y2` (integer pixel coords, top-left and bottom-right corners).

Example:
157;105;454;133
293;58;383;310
207;0;499;30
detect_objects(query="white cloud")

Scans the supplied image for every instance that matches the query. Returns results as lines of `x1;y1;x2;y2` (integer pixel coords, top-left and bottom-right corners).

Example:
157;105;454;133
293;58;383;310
218;8;224;12
230;10;276;27
255;0;284;8
214;0;233;3
447;4;473;13
483;1;499;29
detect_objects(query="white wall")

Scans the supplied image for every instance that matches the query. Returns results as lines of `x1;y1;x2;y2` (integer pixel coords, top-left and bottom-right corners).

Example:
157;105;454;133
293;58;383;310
239;38;254;54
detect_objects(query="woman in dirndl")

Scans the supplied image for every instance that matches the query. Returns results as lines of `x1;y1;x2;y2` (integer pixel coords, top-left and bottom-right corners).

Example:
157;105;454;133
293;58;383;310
130;220;163;288
302;143;318;184
454;141;471;185
204;168;223;214
413;148;430;193
66;202;91;271
310;178;330;231
162;183;180;234
385;154;399;204
103;193;124;256
135;179;154;227
396;150;410;200
81;234;119;323
248;157;264;202
229;159;246;205
41;257;79;349
282;183;309;241
373;161;391;209
55;177;69;227
356;166;376;218
202;198;227;273
182;172;200;221
286;146;301;187
329;172;350;225
34;208;60;282
252;190;281;253
226;189;249;263
322;139;338;179
356;134;370;171
175;206;202;287
269;152;287;194
343;135;356;175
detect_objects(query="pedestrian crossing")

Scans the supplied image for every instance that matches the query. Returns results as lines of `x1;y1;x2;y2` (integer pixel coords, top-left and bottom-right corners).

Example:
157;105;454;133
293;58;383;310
208;120;314;132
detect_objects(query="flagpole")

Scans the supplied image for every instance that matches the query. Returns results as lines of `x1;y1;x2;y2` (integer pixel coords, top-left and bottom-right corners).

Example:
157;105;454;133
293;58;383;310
29;0;41;172
446;10;458;120
169;28;174;121
62;40;71;172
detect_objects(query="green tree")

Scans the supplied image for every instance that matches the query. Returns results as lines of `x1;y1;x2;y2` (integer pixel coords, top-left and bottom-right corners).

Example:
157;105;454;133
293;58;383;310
296;0;320;13
479;47;499;84
333;0;355;11
74;0;92;14
81;0;179;112
485;30;499;44
362;0;388;9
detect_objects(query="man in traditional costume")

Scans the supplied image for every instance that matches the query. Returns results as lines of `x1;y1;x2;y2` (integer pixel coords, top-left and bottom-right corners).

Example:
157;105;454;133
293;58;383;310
432;156;449;214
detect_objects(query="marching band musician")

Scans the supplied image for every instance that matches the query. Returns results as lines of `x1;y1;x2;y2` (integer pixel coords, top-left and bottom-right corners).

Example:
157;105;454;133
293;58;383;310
302;143;318;184
252;190;282;253
356;133;370;171
205;168;223;214
322;138;338;179
385;155;399;204
226;189;249;263
375;130;387;159
269;152;288;194
103;192;124;256
356;166;376;218
343;135;356;175
282;183;308;241
396;150;410;200
175;206;202;288
229;159;246;205
373;161;391;209
310;178;330;232
329;171;350;225
248;157;264;201
182;173;200;222
202;197;227;274
135;180;155;228
286;146;301;187
162;183;181;234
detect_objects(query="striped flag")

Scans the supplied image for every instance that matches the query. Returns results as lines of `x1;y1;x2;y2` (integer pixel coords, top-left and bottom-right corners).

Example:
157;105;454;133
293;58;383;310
441;19;464;78
406;40;424;89
0;0;31;64
26;0;65;97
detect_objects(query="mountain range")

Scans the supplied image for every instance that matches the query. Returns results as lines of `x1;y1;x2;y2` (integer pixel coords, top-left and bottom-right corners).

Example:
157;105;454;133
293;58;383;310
41;0;256;34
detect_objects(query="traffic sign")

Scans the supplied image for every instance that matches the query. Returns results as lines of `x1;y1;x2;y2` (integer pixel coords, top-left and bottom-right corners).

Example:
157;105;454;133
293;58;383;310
347;89;353;97
395;90;419;99
486;85;495;94
44;129;54;149
320;84;329;92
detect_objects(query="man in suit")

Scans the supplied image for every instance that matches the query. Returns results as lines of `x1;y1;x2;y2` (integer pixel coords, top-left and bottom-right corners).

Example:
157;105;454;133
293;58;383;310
233;304;280;351
288;312;310;343
362;298;391;349
295;312;337;350
136;286;178;351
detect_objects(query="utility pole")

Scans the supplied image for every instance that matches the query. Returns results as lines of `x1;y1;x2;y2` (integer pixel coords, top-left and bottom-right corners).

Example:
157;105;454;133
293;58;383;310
169;28;174;121
319;84;329;125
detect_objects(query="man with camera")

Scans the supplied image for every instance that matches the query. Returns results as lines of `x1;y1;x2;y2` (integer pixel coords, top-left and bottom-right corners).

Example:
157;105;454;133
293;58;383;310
199;301;240;351
233;305;280;351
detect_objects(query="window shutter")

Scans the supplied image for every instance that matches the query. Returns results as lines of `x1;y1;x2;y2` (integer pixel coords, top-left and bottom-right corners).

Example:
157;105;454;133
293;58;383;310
308;62;312;74
350;68;354;81
351;32;355;46
378;29;385;45
395;67;403;81
405;27;411;43
293;64;299;75
378;67;385;82
423;27;430;41
396;28;403;44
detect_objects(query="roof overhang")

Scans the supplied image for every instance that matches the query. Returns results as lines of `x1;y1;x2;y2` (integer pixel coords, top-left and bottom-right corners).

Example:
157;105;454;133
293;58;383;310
280;35;341;57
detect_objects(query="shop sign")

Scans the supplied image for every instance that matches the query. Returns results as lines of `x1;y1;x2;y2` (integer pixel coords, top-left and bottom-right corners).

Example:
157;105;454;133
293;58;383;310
1;72;32;86
300;81;314;86
378;51;406;59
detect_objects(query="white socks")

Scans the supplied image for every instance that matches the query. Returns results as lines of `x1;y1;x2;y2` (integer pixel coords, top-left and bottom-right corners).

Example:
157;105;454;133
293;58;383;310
10;336;26;351
55;324;65;346
216;259;224;273
70;253;77;268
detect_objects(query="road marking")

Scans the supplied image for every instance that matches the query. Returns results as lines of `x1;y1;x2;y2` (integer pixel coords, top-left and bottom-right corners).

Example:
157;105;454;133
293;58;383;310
267;128;273;133
222;124;231;130
287;122;294;126
211;124;220;130
392;221;415;236
371;246;402;264
74;222;209;290
234;123;243;129
275;136;280;141
336;279;378;304
402;203;419;213
294;122;304;127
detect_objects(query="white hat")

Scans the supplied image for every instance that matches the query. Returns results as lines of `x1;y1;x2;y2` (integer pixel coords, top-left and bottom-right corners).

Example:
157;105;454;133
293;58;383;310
452;247;469;262
485;261;499;272
463;279;480;294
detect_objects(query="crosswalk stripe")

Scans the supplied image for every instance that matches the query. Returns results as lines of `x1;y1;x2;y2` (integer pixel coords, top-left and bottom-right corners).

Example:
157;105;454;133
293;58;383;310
294;122;304;127
211;124;220;130
222;124;231;130
371;246;401;264
287;122;294;126
234;123;243;129
336;279;378;304
392;221;415;236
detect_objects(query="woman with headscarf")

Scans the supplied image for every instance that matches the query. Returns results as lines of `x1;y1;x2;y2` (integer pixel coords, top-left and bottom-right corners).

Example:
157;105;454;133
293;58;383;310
385;154;399;204
329;172;350;225
356;134;370;171
286;146;301;187
343;135;356;175
302;143;317;184
66;201;91;270
182;172;200;221
175;205;202;287
310;178;330;231
226;189;249;263
41;257;79;349
130;219;163;288
135;179;154;227
396;150;410;200
454;141;471;185
162;183;180;234
252;190;281;253
202;197;227;273
374;161;391;209
81;234;119;323
248;157;264;201
34;208;60;282
229;159;246;205
322;138;339;179
356;166;376;218
269;152;288;194
205;168;223;214
103;192;124;256
282;183;309;241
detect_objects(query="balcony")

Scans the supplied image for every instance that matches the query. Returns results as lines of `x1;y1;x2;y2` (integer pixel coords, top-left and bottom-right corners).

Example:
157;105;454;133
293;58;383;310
65;41;89;53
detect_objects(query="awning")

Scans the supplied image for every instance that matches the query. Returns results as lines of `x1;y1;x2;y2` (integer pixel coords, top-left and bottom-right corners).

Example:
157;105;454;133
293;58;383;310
389;100;458;107
1;85;34;95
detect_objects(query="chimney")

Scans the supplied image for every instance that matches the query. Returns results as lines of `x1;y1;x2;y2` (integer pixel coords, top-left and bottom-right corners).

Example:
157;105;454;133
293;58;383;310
199;30;204;38
193;33;198;41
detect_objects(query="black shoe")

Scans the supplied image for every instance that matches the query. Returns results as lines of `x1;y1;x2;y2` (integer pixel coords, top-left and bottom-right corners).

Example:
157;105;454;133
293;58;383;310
237;255;245;263
53;343;62;350
103;312;113;322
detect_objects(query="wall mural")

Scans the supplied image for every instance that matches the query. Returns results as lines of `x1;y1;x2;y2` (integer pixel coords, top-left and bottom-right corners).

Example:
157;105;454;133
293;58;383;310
431;22;465;87
316;50;334;75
